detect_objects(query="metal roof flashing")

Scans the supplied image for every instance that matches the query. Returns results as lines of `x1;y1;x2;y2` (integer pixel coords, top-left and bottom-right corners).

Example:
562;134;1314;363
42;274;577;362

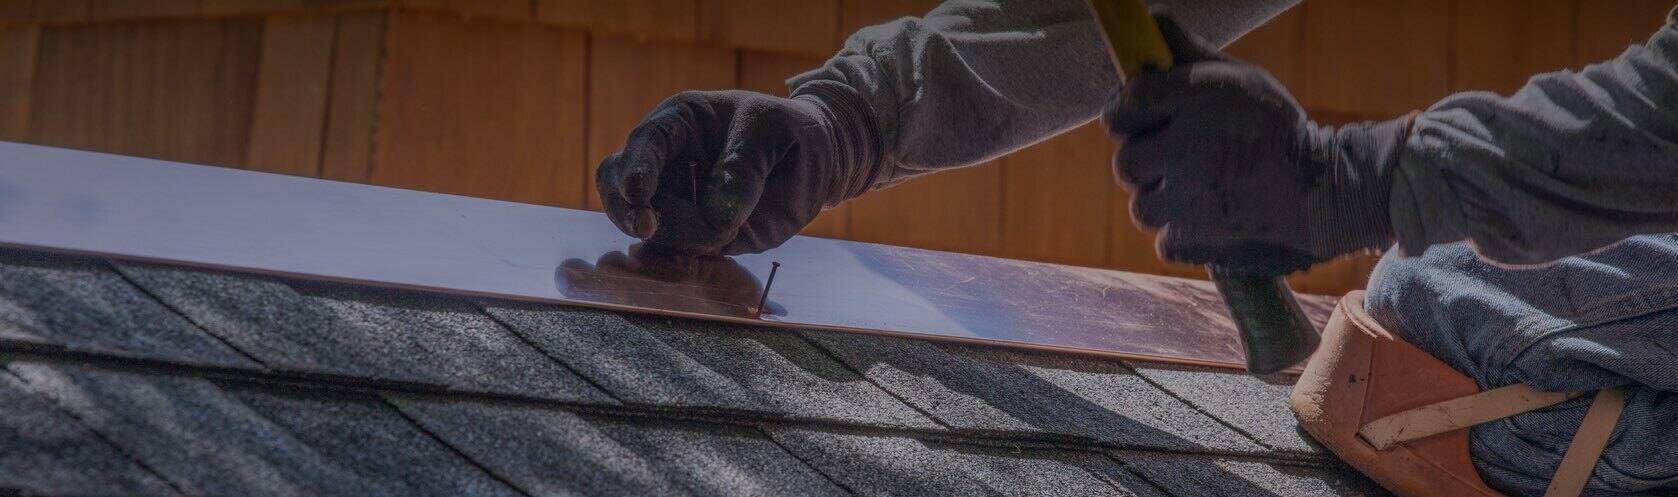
0;141;1331;370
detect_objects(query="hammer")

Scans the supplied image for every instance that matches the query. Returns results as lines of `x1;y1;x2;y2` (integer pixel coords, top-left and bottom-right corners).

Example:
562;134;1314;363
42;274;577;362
1085;0;1320;374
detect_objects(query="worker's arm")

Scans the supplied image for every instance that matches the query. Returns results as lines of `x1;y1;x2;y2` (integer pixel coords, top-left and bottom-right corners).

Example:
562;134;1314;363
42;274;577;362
593;0;1295;255
1108;7;1678;269
1391;7;1678;265
787;0;1291;187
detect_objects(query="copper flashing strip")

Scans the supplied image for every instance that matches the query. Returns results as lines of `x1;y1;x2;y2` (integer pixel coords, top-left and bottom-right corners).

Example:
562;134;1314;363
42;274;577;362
0;141;1331;370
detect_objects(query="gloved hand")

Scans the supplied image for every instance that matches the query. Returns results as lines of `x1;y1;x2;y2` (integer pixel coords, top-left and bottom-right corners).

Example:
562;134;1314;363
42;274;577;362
595;83;881;255
1104;16;1412;272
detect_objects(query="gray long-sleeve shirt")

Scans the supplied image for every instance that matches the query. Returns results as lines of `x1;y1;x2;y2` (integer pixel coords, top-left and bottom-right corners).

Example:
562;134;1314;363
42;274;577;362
790;0;1297;186
1394;7;1678;264
790;0;1678;265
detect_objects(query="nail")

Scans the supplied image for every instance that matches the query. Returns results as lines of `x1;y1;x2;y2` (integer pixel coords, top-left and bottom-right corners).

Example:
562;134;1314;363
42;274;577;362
756;261;781;317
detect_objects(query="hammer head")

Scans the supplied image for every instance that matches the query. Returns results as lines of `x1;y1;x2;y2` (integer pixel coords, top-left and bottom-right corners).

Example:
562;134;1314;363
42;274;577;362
1209;265;1321;374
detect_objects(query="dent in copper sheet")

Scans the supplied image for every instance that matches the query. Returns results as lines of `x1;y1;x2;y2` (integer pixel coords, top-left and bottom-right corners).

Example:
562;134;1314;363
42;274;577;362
555;243;783;319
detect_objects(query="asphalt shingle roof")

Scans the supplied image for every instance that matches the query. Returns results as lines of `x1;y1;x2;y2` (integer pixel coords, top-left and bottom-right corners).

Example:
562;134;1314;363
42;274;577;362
0;247;1390;496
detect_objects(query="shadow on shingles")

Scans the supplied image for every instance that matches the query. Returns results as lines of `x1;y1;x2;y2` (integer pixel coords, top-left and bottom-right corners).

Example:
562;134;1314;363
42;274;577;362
776;430;1280;497
3;362;364;497
581;414;849;496
1267;462;1394;497
1251;370;1299;387
823;331;1216;449
622;313;863;384
1127;454;1392;497
1140;362;1299;388
287;278;481;314
1124;454;1290;497
786;332;1354;495
604;307;1231;447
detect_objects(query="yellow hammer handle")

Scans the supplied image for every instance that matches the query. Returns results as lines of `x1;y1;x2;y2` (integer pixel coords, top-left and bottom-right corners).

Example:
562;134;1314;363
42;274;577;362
1087;0;1320;375
1085;0;1173;79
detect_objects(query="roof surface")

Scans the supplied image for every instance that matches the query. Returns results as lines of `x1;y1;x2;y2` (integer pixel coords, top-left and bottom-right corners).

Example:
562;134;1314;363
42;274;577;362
0;247;1391;496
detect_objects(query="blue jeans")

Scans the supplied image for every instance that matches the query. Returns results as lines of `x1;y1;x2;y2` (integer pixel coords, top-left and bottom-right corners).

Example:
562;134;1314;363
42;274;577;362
1365;235;1678;496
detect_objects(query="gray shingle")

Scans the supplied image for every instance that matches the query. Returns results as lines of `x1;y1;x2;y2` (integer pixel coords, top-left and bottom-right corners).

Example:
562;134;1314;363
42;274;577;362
10;361;529;497
0;371;178;496
1126;363;1324;454
802;331;1265;452
394;396;851;497
0;249;1380;497
0;252;252;368
485;303;935;428
766;428;1164;497
588;417;848;497
1116;451;1391;497
7;361;380;497
483;303;749;407
115;262;611;403
227;388;523;497
389;396;686;496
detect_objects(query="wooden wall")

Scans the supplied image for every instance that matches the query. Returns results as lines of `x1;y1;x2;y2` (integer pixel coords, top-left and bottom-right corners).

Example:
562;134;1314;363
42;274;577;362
0;0;1670;295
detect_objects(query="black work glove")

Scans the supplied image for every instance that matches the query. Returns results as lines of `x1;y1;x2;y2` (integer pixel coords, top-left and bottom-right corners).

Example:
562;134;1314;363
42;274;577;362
1104;16;1411;272
595;83;881;255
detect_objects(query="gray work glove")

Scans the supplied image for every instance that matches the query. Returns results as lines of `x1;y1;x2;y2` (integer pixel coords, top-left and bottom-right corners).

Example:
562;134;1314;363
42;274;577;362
596;83;880;255
1104;16;1410;272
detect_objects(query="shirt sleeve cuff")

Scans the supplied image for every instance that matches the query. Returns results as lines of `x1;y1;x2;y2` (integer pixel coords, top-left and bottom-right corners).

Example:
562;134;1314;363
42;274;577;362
1389;115;1470;257
791;80;888;203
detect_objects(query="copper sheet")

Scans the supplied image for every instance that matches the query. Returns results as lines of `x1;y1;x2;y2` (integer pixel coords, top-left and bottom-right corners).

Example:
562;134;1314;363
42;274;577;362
0;142;1334;370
